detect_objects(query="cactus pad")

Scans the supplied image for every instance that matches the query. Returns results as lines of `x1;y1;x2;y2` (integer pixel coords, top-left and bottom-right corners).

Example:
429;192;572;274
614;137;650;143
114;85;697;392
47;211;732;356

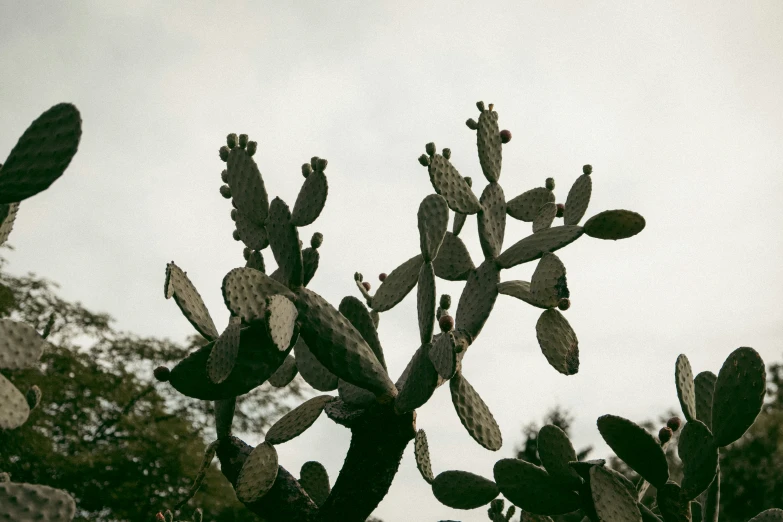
0;482;76;521
338;379;376;406
535;309;579;375
292;169;328;227
226;146;269;225
711;346;766;447
427;153;482;214
165;263;219;340
694;371;717;430
371;254;424;312
0;103;82;204
678;419;718;500
589;465;642;522
302;246;320;286
168;324;290;400
532;202;558;233
584;210;646;240
0;319;45;370
449;371;502;451
206;318;242;384
432;470;499;510
476;106;502;183
507;187;555;222
265;394;333;445
657;482;690;522
596;414;669;488
563;174;592;226
222;267;294;323
245;249;266;272
749;509;783;522
675;354;698;422
323;398;365;427
530;254;569;310
293;337;338;391
432;232;474;281
415;429;435;483
452;210;467;236
338;296;387;369
493;458;581;515
267;354;298;387
417;194;449;262
395;343;439;413
0;203;19;246
235;442;278;503
295;287;396;397
266;198;303;288
417;263;436;343
478;182;507;259
537;424;582;488
497;226;584;269
0;373;29;430
265;295;298;351
498;280;538;307
299;461;330;507
234;211;269;250
429;332;457;380
455;260;500;340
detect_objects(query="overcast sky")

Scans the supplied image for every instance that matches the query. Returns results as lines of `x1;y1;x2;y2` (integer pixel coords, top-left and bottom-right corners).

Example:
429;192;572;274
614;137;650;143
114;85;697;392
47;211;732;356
2;2;782;521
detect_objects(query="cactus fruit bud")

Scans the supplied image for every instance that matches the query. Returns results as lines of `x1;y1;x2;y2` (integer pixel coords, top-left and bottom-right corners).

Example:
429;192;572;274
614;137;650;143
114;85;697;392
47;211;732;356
583;164;592;175
221;169;229;183
192;508;203;522
156;513;165;522
379;273;387;281
466;118;478;130
425;142;436;156
354;272;362;281
314;158;327;171
658;426;673;444
418;154;430;167
666;416;682;432
311;232;323;248
154;366;171;382
227;133;238;149
311;156;320;169
440;294;451;310
26;385;42;410
490;498;504;514
500;130;512;144
219;146;230;162
301;163;313;178
488;103;494;111
230;209;238;221
442;148;451;160
545;177;555;190
232;229;241;241
238;134;248;148
556;203;565;218
464;176;473;187
476;101;485;111
362;282;371;291
220;185;232;198
439;314;454;332
243;247;251;260
558;298;570;311
246;141;257;156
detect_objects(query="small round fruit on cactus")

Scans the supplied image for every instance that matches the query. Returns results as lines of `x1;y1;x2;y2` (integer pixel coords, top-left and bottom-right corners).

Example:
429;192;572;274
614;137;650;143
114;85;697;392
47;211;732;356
658;426;673;444
219;146;230;162
379;273;387;282
500;130;512;144
583;164;593;175
246;141;258;156
439;314;454;332
557;298;570;311
545;177;555;190
226;133;238;149
666;416;682;432
154;366;171;382
238;134;249;148
362;282;371;291
220;185;232;199
311;232;324;248
301;163;313;178
440;294;451;310
556;203;565;218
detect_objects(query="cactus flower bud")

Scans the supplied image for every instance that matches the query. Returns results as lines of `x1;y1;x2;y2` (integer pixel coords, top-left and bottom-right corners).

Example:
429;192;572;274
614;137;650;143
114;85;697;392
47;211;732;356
311;156;320;170
659;426;673;444
246;141;257;156
362;282;371;291
417;154;430;167
442;148;451;160
379;273;387;281
243;247;251;260
464;176;472;187
556;203;565;218
466;118;478;130
220;185;232;199
219;146;230;162
316;158;328;171
226;133;238;149
440;294;451;310
221;169;229;183
557;298;570;311
500;130;512;144
425;142;436;156
154;366;170;382
238;134;248;148
583;164;592;175
476;101;485;111
439;314;454;332
301;163;312;178
232;229;241;241
666;416;682;432
310;232;323;248
545;178;555;191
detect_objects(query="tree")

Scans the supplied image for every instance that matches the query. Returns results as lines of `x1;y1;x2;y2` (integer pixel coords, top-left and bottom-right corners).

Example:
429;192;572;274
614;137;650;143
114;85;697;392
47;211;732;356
0;253;303;521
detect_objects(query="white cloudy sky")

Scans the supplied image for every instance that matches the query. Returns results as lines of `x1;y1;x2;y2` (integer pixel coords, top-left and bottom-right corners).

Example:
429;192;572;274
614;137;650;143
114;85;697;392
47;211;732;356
2;2;782;521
